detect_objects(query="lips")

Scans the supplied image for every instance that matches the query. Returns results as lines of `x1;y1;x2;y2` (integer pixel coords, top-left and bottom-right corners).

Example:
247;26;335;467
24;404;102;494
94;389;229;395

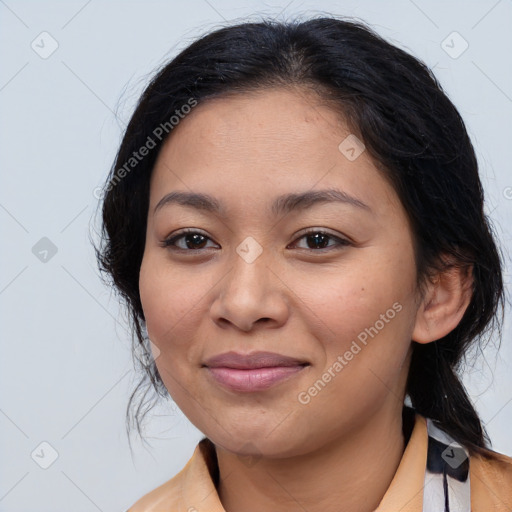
203;351;309;370
203;351;310;392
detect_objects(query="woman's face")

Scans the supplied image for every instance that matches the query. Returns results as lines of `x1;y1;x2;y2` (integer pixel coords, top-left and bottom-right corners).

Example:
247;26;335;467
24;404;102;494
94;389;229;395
139;87;422;457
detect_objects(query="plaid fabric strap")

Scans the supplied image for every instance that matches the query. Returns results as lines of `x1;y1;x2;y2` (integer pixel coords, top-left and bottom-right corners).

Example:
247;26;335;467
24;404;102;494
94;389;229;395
422;418;471;512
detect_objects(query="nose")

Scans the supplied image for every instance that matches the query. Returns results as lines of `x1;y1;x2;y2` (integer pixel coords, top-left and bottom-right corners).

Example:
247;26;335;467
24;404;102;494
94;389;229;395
209;244;289;332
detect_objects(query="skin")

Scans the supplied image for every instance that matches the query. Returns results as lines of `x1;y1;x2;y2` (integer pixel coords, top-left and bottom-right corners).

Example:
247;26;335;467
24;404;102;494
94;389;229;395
139;87;473;512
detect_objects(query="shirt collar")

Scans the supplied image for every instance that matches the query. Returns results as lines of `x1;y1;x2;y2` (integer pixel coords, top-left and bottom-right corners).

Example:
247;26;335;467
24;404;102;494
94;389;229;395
180;411;428;512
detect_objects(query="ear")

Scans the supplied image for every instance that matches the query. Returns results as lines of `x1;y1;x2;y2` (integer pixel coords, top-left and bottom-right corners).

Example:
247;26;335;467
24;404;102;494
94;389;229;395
412;257;473;344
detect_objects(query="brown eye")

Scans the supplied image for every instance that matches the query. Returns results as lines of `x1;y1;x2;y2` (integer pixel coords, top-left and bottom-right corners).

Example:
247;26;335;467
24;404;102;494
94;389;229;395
162;230;217;251
161;228;351;253
290;230;351;251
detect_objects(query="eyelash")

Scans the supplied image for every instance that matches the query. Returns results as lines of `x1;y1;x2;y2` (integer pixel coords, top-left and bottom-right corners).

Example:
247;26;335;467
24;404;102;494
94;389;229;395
161;228;351;253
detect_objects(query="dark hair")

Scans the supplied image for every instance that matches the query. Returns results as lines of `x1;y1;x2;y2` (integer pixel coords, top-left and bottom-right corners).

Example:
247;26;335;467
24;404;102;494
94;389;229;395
96;15;505;457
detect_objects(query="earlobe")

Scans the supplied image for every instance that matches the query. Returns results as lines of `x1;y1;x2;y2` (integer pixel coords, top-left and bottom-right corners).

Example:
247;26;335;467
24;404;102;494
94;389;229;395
412;261;473;344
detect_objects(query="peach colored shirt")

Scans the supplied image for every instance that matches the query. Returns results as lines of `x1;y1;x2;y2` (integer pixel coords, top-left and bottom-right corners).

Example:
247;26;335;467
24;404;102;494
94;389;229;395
127;413;512;511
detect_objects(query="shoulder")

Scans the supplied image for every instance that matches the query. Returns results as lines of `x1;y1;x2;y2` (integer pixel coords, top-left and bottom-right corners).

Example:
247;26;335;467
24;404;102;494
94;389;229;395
124;438;219;512
125;464;188;512
470;446;512;511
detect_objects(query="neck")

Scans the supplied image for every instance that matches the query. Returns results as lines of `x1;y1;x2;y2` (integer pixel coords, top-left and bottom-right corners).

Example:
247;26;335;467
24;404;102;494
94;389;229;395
215;404;407;512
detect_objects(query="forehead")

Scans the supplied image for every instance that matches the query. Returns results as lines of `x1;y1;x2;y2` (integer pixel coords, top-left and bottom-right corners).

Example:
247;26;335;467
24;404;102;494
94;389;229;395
149;88;401;218
161;87;347;157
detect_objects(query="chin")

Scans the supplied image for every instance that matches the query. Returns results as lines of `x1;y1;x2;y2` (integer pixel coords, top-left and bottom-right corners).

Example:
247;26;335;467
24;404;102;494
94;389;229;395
207;425;313;460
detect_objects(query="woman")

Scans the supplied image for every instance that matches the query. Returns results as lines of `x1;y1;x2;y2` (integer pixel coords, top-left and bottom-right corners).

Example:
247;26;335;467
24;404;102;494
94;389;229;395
97;16;512;512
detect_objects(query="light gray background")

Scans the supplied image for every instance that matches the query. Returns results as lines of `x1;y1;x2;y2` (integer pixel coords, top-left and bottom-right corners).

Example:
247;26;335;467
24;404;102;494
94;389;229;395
1;1;511;510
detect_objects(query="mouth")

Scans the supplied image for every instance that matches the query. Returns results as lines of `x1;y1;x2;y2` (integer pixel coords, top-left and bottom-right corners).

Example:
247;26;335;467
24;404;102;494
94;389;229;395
202;351;310;392
203;350;309;369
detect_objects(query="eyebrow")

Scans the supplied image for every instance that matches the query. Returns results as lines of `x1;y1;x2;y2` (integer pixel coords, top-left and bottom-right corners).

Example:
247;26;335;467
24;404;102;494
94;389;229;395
153;188;372;216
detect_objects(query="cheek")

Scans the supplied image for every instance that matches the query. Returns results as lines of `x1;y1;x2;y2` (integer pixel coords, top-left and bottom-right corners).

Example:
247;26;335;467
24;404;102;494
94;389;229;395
139;253;205;344
138;255;200;402
291;258;410;340
138;252;221;403
292;251;416;385
139;258;172;341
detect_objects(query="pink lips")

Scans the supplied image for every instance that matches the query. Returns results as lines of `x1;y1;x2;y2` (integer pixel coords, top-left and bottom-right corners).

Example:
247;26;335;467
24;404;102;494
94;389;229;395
203;351;309;392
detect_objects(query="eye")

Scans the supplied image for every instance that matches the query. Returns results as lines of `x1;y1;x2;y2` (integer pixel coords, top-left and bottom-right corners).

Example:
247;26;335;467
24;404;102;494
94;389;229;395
289;229;351;251
161;229;218;251
161;228;351;253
